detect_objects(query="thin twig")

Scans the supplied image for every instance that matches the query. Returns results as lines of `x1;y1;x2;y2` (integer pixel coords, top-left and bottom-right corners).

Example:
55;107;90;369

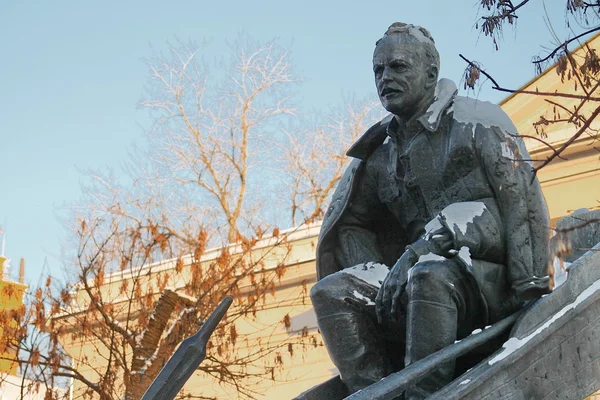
459;54;600;101
534;27;600;64
534;105;600;174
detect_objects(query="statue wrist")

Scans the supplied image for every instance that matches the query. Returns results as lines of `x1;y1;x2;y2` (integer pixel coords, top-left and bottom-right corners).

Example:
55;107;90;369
406;238;434;258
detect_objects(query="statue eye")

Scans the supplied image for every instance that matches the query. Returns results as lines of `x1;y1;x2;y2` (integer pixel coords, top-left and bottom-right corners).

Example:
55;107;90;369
373;66;383;76
391;61;406;71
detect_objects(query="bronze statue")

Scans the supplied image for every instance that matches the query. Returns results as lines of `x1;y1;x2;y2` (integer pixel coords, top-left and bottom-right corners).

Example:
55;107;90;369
310;22;551;399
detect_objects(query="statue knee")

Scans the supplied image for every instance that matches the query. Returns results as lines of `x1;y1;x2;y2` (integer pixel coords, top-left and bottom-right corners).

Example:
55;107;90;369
310;272;351;307
406;260;455;302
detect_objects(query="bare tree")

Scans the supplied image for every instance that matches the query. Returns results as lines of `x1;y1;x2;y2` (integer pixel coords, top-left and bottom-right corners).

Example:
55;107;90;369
140;37;296;244
283;101;384;226
463;0;600;174
0;37;327;400
2;210;314;400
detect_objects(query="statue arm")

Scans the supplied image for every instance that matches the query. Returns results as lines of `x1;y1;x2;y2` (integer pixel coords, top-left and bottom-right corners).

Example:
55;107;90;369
336;163;386;268
425;198;505;264
475;125;550;299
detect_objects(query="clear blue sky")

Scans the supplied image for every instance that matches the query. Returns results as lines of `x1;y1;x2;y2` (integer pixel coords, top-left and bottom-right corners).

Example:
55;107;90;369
0;1;566;285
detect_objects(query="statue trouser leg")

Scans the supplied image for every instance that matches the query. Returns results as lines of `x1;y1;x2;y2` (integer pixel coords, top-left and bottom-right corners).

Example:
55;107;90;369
310;269;404;394
404;259;484;400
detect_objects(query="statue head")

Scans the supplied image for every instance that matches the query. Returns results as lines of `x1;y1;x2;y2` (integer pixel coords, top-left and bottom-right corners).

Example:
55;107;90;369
373;23;440;119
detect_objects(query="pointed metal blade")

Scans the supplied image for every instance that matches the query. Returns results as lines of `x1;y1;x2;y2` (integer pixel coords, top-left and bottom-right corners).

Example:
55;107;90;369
141;296;233;400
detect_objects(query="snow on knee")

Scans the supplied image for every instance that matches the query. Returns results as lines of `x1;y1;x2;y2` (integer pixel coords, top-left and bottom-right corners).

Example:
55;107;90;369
341;262;389;288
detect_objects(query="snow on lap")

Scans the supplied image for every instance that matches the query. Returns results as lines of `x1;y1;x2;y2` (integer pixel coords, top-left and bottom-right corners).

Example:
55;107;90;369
341;262;389;289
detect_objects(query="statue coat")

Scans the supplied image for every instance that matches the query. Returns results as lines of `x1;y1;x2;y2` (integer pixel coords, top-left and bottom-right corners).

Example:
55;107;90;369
316;79;550;323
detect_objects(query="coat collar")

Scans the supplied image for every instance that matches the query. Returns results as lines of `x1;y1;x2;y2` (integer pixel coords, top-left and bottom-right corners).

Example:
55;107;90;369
416;78;457;133
347;78;458;160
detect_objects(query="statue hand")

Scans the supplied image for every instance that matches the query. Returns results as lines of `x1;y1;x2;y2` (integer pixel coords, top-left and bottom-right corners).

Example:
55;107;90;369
375;249;418;323
375;227;453;324
423;223;454;255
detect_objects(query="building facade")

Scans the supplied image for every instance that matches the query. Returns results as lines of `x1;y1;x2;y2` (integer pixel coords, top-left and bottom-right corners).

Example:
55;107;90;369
54;34;600;399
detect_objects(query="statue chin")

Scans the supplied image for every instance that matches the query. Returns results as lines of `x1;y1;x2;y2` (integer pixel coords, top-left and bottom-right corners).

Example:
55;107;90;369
380;94;407;113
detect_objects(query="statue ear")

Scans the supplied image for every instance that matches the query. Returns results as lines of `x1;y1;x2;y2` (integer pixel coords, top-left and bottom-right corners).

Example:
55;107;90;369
425;64;439;89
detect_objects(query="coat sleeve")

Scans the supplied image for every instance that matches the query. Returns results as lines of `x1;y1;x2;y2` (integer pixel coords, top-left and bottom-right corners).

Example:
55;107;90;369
474;124;550;299
316;158;385;279
334;159;386;268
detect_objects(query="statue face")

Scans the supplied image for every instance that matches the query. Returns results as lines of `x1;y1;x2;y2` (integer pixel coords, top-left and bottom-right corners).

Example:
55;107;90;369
373;36;436;118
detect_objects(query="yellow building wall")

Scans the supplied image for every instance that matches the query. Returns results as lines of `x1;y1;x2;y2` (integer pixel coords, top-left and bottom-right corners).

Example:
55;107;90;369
54;224;337;399
500;34;600;224
0;256;27;377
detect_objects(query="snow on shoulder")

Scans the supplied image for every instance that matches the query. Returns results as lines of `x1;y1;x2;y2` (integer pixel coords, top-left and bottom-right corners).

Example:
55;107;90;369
452;96;518;135
452;96;532;167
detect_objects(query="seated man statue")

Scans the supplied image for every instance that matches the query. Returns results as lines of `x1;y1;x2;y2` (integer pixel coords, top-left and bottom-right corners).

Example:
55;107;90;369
310;22;551;399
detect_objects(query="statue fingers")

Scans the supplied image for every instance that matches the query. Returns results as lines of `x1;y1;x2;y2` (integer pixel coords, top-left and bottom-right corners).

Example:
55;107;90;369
375;286;385;323
377;280;393;323
390;284;403;322
380;283;394;321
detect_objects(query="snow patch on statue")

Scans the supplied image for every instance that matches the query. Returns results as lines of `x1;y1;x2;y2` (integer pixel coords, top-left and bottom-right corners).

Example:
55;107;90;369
489;277;600;365
353;290;375;306
501;141;515;159
424;78;457;129
403;24;435;45
453;96;517;134
440;201;487;236
423;216;445;240
457;246;472;267
417;252;447;264
453;96;532;166
342;262;389;288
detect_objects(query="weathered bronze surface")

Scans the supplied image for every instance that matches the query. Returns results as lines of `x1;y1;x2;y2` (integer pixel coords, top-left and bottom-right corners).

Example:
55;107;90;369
310;22;551;399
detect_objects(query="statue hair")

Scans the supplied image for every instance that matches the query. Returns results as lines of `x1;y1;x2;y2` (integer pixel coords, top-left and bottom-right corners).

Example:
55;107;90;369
376;22;440;71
